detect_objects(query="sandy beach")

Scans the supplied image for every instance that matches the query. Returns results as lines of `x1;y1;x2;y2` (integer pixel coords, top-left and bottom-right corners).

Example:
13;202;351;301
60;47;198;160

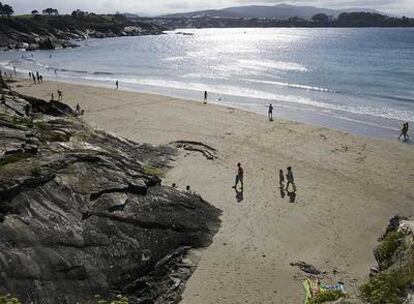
11;79;414;303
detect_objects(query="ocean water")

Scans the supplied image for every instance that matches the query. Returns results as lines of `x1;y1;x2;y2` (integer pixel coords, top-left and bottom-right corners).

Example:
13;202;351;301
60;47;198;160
1;28;413;139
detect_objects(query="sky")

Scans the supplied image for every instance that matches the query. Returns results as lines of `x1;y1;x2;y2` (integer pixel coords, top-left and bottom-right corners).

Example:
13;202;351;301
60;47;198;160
5;0;414;17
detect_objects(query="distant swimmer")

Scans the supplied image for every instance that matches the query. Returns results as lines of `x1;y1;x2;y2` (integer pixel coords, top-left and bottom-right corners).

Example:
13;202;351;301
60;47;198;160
203;90;208;104
268;103;274;121
115;80;119;90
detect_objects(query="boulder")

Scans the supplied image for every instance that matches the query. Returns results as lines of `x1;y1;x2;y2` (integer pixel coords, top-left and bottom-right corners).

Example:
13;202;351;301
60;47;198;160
0;88;221;304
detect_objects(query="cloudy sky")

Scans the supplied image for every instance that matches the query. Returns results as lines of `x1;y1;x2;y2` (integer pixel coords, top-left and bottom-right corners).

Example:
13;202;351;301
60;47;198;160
6;0;414;17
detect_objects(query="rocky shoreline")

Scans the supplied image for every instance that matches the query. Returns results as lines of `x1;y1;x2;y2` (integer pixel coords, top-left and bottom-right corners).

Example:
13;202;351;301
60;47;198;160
0;75;221;303
0;16;166;51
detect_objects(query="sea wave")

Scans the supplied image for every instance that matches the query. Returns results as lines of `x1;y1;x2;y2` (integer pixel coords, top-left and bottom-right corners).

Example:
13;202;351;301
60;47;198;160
238;59;308;72
245;79;337;93
82;76;413;122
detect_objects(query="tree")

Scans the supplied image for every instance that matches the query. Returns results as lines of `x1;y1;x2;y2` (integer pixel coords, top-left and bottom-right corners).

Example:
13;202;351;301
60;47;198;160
31;9;39;15
312;13;330;24
2;4;13;17
42;7;58;16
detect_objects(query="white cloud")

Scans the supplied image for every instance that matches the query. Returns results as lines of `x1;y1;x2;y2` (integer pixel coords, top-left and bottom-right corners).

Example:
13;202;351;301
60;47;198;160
5;0;414;16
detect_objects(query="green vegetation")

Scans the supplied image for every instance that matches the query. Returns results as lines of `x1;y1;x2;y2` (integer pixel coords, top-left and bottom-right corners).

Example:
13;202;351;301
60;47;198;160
143;164;164;177
93;295;128;304
360;228;414;304
360;264;414;304
0;294;21;304
0;113;33;128
30;163;41;176
0;152;33;167
376;231;406;269
308;290;346;304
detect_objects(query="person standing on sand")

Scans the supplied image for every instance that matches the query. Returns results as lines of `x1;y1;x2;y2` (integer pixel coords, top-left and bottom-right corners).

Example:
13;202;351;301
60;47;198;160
203;91;208;104
286;166;296;191
29;71;32;79
268;103;274;121
115;80;119;90
279;169;285;188
57;90;63;101
32;74;36;84
232;162;244;189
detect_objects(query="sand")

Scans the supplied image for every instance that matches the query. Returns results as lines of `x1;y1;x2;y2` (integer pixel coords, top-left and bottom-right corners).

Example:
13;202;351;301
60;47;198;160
12;79;414;303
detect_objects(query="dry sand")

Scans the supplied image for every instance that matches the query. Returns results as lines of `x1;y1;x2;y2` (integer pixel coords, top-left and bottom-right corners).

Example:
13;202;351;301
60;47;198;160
12;80;414;303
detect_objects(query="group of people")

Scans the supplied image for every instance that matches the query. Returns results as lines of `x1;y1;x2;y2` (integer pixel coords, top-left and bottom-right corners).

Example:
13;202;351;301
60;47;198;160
232;162;297;198
29;71;43;84
398;122;410;142
50;90;64;101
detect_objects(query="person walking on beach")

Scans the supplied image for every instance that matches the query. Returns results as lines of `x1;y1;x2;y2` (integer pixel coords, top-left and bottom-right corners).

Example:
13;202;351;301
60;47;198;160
232;162;244;190
399;123;409;142
36;71;40;83
57;90;63;101
286;166;296;191
115;80;119;90
29;71;32;79
203;90;208;104
32;74;36;84
279;169;285;188
268;103;274;121
51;93;55;101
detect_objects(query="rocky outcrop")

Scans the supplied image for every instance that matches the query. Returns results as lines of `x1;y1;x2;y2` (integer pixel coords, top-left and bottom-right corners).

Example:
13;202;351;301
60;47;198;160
0;16;166;51
0;75;221;303
360;216;414;304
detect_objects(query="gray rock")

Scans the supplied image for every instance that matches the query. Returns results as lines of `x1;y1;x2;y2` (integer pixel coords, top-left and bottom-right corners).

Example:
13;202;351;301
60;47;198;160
0;77;221;303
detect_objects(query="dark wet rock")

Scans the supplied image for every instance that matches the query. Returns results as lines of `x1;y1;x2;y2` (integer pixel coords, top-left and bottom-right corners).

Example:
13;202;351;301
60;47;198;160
0;77;221;303
0;16;166;51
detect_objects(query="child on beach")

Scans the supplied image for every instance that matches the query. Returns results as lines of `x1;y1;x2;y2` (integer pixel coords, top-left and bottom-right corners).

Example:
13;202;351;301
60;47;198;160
279;169;284;188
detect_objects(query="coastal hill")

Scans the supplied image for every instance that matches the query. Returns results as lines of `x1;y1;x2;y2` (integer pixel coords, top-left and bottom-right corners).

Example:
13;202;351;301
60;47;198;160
0;13;166;51
0;75;221;303
161;3;385;20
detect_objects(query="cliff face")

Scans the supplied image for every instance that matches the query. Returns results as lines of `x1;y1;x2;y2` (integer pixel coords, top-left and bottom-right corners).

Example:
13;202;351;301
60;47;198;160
360;216;414;304
0;15;166;50
0;76;221;303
